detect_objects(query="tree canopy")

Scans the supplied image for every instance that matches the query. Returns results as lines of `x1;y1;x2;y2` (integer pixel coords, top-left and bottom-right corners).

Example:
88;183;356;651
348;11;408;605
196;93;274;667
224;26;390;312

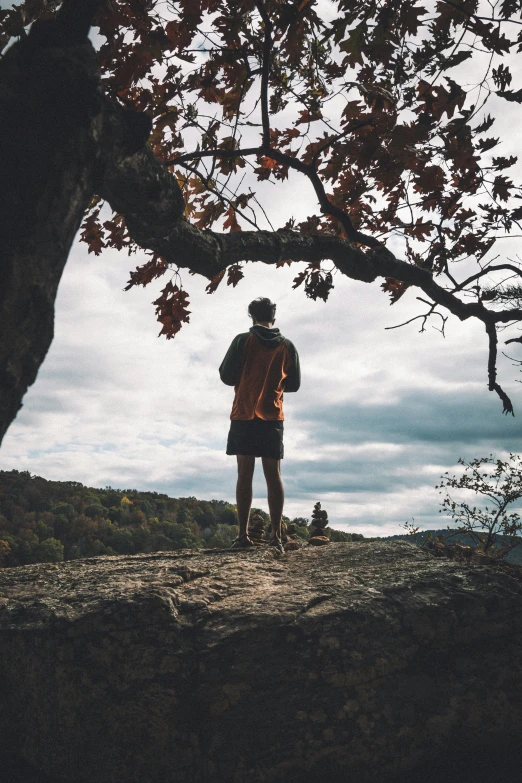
2;0;522;441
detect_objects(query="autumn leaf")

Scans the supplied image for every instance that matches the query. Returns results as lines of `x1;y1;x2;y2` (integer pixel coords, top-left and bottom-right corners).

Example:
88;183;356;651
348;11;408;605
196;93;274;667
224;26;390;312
304;269;334;302
103;214;130;251
296;108;323;125
80;210;105;256
165;20;193;50
339;22;366;66
292;270;307;290
124;256;168;291
292;266;334;301
279;127;300;145
298;215;322;235
477;137;500;153
397;3;427;36
409;218;434;242
253;155;288;181
152;282;190;339
492;64;512;91
223;207;242;233
205;269;225;294
491;156;517;171
473;115;495;134
381;278;410;303
258;156;278;170
493;175;513;202
227;264;244;286
498;88;522;106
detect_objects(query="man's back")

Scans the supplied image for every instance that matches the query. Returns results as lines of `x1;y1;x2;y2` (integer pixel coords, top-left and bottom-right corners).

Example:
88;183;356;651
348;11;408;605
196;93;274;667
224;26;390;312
219;324;300;421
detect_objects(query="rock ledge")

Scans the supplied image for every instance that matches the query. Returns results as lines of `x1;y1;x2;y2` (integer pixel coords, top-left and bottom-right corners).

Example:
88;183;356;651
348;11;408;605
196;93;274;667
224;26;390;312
1;541;522;783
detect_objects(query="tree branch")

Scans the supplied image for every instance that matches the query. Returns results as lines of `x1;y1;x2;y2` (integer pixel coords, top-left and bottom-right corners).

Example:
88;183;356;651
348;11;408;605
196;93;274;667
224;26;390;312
485;320;514;415
451;263;522;294
168;147;262;166
167;143;379;247
254;0;272;149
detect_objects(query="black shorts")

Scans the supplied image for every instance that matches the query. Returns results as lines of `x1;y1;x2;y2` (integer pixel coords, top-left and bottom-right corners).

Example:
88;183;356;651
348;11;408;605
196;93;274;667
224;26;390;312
226;419;284;460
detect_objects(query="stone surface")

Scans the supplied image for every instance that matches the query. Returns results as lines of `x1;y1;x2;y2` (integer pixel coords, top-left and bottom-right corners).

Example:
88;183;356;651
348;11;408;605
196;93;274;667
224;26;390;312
309;535;330;546
1;541;522;783
283;540;302;552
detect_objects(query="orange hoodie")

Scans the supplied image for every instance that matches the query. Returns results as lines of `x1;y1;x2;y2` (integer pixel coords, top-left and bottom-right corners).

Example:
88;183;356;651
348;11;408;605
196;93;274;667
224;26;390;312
219;326;300;421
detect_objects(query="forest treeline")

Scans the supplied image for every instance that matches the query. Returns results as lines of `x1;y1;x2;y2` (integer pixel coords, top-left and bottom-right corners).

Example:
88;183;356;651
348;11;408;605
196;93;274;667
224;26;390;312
0;471;363;568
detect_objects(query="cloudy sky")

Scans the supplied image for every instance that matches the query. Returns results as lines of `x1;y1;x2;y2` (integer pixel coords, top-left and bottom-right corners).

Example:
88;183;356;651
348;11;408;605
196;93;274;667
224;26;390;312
2;195;521;536
2;5;522;536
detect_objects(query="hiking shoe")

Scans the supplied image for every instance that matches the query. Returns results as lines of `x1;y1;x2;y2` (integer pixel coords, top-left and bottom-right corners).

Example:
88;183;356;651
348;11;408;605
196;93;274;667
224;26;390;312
268;536;284;554
230;535;255;551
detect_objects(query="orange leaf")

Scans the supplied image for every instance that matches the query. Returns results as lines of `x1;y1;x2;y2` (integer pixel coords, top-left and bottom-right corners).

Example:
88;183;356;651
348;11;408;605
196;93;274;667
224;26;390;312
258;156;278;169
381;278;410;303
223;207;242;232
125;256;168;291
206;269;225;294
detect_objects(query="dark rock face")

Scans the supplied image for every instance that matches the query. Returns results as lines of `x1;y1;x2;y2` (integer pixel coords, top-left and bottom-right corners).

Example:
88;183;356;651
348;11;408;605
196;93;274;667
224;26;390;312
1;541;522;783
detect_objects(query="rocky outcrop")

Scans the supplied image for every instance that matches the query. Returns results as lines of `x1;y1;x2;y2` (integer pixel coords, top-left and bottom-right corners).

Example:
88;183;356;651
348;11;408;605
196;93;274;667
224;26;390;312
1;541;522;783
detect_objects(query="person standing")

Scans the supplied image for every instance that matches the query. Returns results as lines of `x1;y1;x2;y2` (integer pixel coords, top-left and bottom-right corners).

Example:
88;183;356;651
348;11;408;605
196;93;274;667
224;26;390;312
219;297;301;553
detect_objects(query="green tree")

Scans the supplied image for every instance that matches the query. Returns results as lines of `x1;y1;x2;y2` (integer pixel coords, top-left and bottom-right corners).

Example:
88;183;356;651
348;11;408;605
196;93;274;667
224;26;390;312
109;528;136;555
35;519;54;541
53;514;70;540
329;530;364;542
216;507;238;527
35;537;64;563
17;529;39;564
132;525;153;551
53;503;75;521
438;454;522;558
89;538;115;556
150;534;176;552
207;524;238;549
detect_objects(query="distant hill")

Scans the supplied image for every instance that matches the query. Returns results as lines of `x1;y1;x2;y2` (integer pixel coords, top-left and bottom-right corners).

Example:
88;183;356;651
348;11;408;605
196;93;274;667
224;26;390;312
379;529;522;565
0;470;362;568
1;470;519;568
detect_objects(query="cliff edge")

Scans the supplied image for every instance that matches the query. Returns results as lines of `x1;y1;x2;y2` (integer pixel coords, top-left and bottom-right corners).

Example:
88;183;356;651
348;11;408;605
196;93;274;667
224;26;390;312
1;541;522;783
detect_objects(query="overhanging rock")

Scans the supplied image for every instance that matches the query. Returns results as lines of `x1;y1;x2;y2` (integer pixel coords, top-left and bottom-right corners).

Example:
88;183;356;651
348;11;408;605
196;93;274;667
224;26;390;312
1;541;522;782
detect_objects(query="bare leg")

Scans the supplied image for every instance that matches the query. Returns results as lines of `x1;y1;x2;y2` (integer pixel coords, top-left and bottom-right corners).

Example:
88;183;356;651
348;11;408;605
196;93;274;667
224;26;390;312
236;455;255;538
262;458;284;539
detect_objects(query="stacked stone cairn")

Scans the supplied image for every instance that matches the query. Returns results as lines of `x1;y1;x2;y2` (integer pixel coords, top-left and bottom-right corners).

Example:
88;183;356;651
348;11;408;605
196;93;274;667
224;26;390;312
308;502;330;546
282;522;301;552
249;512;267;544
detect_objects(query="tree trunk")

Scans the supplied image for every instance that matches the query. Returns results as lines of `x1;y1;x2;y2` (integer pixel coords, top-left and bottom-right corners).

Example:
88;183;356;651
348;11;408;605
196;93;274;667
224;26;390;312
0;32;103;444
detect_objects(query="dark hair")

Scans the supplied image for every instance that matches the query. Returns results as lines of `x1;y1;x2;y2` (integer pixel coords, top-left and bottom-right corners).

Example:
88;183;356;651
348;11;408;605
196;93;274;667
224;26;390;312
248;297;276;323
